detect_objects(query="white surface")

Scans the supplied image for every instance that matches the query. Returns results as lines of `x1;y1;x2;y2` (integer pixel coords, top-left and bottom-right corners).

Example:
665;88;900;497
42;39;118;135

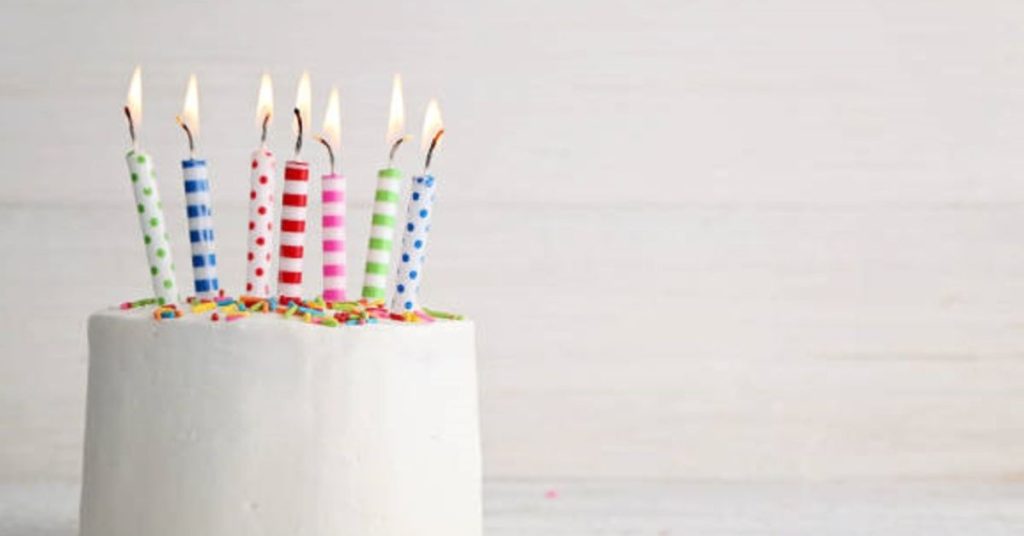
4;480;1024;536
81;309;480;535
2;0;1024;486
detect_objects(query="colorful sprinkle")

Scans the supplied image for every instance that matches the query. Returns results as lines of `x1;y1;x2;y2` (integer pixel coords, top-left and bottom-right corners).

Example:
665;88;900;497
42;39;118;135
120;293;461;327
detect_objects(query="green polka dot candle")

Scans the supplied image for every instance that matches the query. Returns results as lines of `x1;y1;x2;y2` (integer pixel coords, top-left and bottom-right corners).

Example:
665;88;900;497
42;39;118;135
126;150;179;304
123;68;179;304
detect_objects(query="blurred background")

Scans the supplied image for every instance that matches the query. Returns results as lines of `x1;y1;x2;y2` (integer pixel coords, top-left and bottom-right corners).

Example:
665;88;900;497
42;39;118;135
2;0;1024;533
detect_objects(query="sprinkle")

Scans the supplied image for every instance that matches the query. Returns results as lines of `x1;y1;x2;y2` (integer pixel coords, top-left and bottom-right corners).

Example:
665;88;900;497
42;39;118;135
121;297;159;310
191;301;216;314
128;293;439;328
415;311;436;323
423;307;465;321
238;295;263;307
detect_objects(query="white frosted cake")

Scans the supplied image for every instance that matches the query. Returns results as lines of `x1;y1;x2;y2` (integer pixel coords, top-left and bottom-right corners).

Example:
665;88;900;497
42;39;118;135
80;307;481;535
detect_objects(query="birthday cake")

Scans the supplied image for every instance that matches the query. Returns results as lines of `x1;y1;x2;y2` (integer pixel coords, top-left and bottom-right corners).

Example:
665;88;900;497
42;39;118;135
80;305;481;535
80;71;479;535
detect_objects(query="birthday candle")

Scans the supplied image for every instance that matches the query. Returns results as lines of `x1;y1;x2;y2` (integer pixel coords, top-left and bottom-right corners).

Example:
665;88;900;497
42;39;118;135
317;88;346;303
247;74;276;297
362;74;407;301
123;68;179;305
277;72;312;305
392;99;444;313
176;75;219;299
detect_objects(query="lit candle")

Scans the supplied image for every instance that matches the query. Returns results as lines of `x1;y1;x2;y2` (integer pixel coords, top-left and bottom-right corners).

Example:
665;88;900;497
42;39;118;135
123;67;180;305
277;71;312;305
361;74;407;301
175;74;220;299
392;99;444;313
246;73;277;297
315;88;346;303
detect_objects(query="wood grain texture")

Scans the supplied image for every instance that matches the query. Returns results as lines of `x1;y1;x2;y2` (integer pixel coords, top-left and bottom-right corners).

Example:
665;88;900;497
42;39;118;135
2;0;1024;484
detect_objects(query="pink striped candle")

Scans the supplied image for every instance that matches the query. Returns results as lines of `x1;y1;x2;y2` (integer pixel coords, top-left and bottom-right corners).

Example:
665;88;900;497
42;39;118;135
321;173;346;302
316;88;345;303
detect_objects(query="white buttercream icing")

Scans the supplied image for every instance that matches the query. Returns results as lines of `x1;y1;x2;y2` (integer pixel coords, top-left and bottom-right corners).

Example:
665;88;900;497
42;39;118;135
80;308;481;536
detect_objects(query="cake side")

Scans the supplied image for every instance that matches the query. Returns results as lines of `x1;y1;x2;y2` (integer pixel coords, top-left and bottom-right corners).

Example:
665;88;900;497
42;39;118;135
80;309;481;536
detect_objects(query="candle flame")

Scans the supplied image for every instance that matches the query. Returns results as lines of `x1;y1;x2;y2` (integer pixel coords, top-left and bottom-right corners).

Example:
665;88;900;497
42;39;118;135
320;87;341;151
293;71;311;135
256;73;273;125
421;99;444;153
180;74;200;138
386;73;406;147
126;66;143;126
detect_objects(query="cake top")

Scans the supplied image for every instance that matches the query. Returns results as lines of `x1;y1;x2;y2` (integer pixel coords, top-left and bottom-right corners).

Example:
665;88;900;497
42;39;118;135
116;294;464;328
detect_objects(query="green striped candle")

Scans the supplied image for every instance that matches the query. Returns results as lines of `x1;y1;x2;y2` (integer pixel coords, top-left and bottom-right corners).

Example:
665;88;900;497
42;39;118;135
362;74;408;302
362;168;402;300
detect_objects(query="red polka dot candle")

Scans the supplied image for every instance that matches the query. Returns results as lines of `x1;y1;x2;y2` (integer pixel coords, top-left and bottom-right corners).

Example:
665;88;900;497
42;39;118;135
316;88;347;303
247;74;276;297
123;67;180;305
277;72;312;305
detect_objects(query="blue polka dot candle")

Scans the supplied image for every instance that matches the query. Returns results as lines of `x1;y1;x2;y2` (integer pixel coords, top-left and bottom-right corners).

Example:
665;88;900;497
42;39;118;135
392;99;444;313
123;67;179;305
176;75;220;299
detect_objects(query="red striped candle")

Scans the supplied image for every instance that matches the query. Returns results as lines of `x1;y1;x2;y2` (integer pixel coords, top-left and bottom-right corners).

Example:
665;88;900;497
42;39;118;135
321;173;346;302
277;161;309;304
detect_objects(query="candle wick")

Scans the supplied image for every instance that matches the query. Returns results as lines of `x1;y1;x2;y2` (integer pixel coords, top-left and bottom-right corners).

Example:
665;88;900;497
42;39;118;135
293;108;304;159
424;129;445;173
124;106;137;151
388;136;406;168
176;116;196;159
316;135;336;173
260;114;270;145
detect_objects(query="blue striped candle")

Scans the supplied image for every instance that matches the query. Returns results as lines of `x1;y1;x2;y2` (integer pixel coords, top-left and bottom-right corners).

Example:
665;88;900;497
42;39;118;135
182;159;219;299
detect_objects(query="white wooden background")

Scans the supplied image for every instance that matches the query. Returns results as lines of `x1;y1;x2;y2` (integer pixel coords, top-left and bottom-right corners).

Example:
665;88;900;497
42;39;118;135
2;1;1024;529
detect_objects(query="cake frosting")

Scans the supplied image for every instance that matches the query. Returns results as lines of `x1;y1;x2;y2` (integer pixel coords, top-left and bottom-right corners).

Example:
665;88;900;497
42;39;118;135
80;307;481;535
